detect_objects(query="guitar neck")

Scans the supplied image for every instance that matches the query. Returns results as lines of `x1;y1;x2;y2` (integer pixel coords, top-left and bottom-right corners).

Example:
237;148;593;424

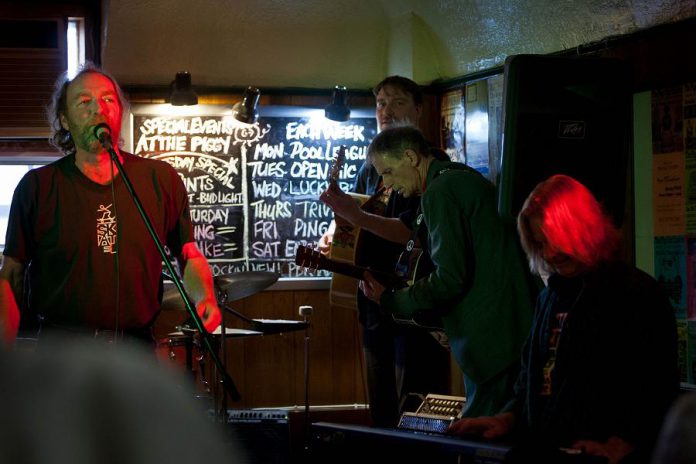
328;261;367;280
325;260;400;287
295;245;403;287
299;243;442;331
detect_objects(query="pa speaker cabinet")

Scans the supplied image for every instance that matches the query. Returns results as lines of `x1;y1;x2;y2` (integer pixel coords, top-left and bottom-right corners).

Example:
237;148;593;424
497;54;632;227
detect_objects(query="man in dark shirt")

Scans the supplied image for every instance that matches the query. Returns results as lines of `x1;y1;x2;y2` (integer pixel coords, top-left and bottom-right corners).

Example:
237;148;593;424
0;64;221;346
449;175;678;463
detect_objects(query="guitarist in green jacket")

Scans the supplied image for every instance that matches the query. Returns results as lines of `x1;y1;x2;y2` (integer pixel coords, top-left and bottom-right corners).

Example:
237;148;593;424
353;125;537;417
319;76;451;428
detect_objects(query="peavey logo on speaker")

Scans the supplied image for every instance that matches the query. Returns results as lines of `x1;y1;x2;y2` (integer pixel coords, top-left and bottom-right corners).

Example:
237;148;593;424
558;120;586;139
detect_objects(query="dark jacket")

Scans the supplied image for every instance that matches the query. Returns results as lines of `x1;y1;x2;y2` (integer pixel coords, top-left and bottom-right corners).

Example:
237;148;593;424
381;159;536;385
511;262;679;460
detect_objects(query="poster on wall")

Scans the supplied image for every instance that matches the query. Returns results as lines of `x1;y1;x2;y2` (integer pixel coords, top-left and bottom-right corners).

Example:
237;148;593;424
689;321;696;384
126;105;377;284
652;81;696;386
678;321;689;383
440;88;465;164
685;84;696;233
652;86;684;155
688;236;696;321
653;152;686;236
486;74;504;184
464;81;490;177
686;83;696;152
439;79;497;182
655;235;687;319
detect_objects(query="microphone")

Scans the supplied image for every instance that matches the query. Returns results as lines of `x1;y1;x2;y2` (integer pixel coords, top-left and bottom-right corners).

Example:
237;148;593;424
93;123;113;149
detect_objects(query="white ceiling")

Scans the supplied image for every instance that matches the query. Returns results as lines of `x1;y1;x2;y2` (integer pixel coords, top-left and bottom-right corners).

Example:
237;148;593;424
102;0;696;90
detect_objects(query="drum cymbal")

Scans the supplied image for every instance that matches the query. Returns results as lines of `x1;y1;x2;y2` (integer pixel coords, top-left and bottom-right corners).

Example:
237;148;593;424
212;327;264;338
160;271;280;311
166;327;263;338
160;288;189;312
250;318;309;335
215;271;280;303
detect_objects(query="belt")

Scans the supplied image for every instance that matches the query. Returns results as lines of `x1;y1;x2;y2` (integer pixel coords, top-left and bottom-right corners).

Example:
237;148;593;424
39;324;155;347
93;328;133;344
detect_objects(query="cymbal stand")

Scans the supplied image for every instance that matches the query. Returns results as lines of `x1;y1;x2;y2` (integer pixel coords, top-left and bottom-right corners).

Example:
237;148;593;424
218;301;255;325
299;305;313;454
213;283;232;424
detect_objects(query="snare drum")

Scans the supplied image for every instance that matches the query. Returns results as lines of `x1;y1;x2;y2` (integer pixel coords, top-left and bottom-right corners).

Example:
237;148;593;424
156;334;210;396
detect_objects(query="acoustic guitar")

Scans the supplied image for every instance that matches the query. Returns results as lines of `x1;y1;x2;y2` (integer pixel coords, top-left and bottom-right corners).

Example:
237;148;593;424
296;245;444;331
326;146;391;311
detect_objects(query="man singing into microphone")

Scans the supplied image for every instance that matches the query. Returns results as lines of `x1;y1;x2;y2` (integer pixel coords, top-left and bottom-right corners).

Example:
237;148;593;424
0;63;221;346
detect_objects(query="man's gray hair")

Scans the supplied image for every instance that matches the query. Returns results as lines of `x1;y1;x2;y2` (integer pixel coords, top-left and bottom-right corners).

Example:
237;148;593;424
46;62;128;156
366;125;431;162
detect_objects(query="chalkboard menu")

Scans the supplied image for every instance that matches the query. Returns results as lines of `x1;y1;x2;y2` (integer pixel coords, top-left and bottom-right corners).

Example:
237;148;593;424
128;105;377;282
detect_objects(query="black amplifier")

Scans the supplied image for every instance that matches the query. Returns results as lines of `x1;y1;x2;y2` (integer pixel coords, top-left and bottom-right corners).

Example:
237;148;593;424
221;405;370;464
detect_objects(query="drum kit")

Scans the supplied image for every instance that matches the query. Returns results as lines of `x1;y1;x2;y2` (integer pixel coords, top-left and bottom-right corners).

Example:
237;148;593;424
156;271;309;403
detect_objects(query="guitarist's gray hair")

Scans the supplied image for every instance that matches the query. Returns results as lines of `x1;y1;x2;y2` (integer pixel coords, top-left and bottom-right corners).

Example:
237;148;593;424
367;125;431;162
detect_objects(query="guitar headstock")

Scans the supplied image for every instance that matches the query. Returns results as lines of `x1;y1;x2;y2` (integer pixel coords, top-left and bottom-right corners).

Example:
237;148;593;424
294;245;326;270
328;145;347;186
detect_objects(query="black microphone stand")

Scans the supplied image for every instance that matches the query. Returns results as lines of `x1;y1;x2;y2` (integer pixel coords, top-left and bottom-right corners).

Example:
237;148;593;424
96;128;240;404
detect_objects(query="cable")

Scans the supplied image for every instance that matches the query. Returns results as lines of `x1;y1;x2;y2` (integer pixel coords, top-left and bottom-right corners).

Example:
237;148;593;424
109;156;120;344
355;317;368;412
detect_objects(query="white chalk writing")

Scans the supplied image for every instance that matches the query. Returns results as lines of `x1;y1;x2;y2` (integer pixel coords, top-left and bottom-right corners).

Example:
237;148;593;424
286;122;365;141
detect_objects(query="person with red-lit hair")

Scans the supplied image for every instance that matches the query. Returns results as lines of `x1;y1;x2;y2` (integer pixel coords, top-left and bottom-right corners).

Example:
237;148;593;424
449;174;679;464
519;175;622;285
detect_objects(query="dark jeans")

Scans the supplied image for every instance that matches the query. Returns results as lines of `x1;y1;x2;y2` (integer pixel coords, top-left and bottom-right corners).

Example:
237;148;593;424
360;294;451;427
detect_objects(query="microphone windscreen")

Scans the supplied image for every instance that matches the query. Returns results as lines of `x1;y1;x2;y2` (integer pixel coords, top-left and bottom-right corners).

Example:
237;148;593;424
93;123;113;149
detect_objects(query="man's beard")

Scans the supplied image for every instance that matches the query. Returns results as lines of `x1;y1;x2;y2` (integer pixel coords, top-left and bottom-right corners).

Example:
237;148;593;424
72;123;102;153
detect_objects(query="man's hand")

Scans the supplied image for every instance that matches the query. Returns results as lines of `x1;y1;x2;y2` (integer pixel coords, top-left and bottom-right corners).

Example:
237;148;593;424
317;220;336;255
0;256;25;345
196;296;222;333
181;242;222;334
320;184;363;225
447;412;515;439
571;436;634;464
359;271;386;303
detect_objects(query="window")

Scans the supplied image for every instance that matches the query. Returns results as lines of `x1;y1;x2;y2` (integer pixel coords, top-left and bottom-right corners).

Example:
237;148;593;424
0;17;84;251
0;161;53;252
67;17;86;78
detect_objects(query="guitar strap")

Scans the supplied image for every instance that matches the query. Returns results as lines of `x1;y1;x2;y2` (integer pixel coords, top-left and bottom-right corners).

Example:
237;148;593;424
394;206;423;281
394;167;451;280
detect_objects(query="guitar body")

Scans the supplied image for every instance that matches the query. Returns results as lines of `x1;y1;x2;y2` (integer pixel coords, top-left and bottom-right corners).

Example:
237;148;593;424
328;189;391;310
329;193;370;310
390;249;445;333
295;245;444;332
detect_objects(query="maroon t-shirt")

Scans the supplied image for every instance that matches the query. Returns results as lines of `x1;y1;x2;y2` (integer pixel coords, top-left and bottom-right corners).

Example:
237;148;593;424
4;152;193;330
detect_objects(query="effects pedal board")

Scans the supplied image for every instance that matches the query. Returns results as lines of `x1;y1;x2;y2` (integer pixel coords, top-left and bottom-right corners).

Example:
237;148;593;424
397;394;466;434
